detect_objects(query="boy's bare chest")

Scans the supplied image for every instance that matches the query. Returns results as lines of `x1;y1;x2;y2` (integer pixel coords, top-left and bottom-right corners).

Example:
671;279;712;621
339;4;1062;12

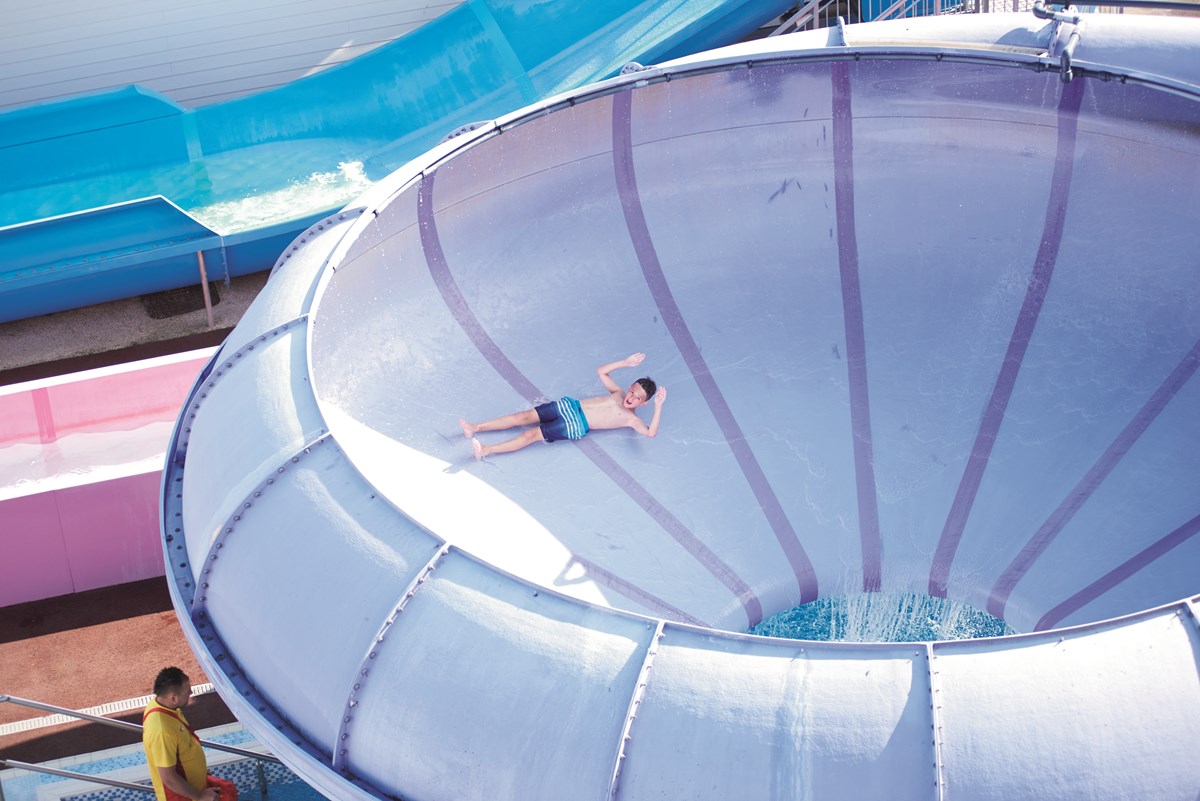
580;395;632;429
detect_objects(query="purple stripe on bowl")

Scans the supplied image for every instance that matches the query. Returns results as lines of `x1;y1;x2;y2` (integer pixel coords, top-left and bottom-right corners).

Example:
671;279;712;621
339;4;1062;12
832;61;883;592
568;554;709;627
1034;511;1200;631
417;171;763;626
990;337;1200;618
928;77;1085;599
612;89;818;606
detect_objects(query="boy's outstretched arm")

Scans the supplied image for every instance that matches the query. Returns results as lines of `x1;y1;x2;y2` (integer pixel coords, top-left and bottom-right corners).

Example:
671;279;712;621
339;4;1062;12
597;352;645;392
631;386;667;437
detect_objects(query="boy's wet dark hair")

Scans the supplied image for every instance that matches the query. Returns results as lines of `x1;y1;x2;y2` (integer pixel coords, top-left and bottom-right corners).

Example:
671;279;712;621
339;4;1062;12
636;377;657;399
154;666;188;696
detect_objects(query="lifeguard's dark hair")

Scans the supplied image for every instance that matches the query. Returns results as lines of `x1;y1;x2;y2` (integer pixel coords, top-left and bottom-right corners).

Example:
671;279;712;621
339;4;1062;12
635;377;657;398
154;666;189;697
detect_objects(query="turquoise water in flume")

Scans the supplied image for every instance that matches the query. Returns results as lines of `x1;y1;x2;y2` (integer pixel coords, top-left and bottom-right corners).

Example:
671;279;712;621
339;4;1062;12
751;592;1016;643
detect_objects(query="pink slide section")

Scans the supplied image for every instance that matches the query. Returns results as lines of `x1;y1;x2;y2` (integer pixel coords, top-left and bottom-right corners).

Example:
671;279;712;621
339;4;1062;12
0;349;212;607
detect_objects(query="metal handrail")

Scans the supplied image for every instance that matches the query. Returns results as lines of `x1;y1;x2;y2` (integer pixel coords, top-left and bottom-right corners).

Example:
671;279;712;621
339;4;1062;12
0;694;281;763
0;759;154;793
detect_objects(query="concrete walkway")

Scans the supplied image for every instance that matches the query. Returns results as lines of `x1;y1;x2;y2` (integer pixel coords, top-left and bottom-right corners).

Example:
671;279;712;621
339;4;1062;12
0;578;236;763
0;271;268;386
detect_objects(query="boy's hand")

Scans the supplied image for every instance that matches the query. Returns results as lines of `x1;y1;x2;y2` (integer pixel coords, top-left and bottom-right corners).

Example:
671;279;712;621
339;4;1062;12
625;353;646;368
654;387;666;406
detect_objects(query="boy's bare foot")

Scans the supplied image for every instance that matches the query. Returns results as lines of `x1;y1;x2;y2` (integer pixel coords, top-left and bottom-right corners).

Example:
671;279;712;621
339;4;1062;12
472;438;485;461
460;419;476;439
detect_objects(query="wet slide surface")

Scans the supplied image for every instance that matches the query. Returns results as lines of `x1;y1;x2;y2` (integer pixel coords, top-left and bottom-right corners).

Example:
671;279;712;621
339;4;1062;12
166;15;1200;801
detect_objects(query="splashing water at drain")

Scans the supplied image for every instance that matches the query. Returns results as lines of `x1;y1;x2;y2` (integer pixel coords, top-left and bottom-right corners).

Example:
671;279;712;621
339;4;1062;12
750;592;1015;643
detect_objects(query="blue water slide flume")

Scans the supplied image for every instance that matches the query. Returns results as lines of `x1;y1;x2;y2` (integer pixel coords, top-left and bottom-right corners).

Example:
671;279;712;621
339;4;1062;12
164;11;1200;801
0;0;793;321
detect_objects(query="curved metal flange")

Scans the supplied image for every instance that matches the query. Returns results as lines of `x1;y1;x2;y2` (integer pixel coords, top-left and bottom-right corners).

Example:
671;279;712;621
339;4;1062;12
190;432;334;617
332;544;453;773
185;587;397;801
161;347;392;801
606;620;667;800
270;208;366;277
174;315;309;461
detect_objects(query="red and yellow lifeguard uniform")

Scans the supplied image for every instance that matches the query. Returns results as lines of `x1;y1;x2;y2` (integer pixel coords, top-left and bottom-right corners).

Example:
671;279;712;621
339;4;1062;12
142;699;208;801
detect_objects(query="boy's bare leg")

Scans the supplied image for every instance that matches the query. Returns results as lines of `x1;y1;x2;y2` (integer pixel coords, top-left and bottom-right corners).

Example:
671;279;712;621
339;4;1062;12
474;427;543;460
461;409;539;438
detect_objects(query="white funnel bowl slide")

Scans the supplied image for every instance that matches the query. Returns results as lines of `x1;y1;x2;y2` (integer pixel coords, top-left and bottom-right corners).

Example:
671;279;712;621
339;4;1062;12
163;13;1200;801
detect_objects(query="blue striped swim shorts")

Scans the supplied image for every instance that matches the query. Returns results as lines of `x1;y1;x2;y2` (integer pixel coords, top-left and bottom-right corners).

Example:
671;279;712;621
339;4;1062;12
535;397;590;442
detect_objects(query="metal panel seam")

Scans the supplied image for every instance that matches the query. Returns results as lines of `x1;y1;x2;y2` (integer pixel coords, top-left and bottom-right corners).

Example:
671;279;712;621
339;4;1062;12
605;619;666;801
189;433;334;617
1183;598;1200;635
926;643;946;801
270;208;365;277
332;543;452;772
176;315;309;454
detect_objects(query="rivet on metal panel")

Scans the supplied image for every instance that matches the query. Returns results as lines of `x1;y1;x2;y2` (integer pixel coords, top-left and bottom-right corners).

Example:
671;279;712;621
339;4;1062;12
202;583;208;589
353;684;360;690
343;717;350;723
244;502;251;509
253;492;261;498
292;457;299;463
216;543;223;549
234;516;241;522
267;479;274;485
369;652;376;659
348;700;357;707
225;528;232;534
277;468;285;474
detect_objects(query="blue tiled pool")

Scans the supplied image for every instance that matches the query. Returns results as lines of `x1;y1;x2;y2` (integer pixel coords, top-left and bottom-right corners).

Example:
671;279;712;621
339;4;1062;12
0;725;326;801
